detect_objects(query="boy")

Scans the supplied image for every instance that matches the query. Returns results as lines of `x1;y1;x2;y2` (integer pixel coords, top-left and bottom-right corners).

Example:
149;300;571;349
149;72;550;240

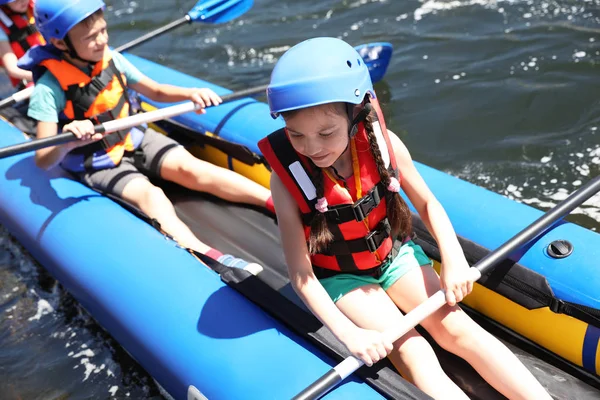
20;0;275;268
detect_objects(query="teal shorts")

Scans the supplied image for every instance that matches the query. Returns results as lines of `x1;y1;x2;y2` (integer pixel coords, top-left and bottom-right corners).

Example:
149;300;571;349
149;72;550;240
319;240;433;303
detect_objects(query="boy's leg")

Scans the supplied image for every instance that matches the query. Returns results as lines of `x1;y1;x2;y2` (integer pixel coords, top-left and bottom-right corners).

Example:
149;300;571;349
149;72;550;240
120;177;214;254
79;158;212;255
79;131;266;269
138;128;273;213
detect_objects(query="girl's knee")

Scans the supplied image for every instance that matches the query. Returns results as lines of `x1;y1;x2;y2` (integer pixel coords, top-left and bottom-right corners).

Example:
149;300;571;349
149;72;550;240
393;333;437;367
426;310;478;352
391;335;447;381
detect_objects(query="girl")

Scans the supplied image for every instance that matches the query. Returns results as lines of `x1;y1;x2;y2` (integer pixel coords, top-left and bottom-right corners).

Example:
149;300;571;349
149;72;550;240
0;0;43;87
258;37;551;399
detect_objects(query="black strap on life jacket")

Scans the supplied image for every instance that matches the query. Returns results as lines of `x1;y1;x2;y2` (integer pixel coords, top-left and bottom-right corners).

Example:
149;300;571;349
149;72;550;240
313;235;404;280
7;21;37;52
66;59;128;122
65;60;144;170
0;7;38;53
300;181;388;226
321;219;392;256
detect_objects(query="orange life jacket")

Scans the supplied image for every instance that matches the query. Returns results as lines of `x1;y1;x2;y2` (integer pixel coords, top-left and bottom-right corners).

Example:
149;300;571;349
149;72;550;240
39;49;143;172
0;0;44;87
259;97;400;275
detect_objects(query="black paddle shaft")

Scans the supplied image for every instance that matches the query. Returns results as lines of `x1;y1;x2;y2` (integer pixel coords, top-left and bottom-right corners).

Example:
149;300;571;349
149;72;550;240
0;84;270;160
114;16;191;53
293;175;600;400
0;132;76;159
472;174;600;277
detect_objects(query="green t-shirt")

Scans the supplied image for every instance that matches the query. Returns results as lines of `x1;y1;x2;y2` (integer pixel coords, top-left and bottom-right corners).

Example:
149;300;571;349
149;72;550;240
27;51;145;123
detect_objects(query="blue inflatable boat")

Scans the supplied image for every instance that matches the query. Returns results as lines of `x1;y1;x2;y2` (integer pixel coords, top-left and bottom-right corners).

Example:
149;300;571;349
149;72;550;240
0;52;599;399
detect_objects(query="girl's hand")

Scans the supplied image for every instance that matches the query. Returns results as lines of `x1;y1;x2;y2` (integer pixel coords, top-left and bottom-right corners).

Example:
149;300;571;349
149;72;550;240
440;254;474;306
62;120;103;149
340;326;394;367
188;88;222;114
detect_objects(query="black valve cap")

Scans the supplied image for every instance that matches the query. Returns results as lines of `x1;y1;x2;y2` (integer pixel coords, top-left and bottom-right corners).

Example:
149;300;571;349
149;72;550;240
547;240;573;259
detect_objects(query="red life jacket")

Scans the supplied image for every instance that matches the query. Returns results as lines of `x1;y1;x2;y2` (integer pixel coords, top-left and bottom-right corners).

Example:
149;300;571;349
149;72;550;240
259;97;400;275
0;0;44;87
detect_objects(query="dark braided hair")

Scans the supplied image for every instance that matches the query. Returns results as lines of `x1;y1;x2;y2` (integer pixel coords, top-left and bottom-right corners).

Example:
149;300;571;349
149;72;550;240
362;111;412;239
307;159;334;254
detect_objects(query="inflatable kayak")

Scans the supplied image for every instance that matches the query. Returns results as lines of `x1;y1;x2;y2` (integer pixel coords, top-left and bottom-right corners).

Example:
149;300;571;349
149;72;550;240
0;52;598;400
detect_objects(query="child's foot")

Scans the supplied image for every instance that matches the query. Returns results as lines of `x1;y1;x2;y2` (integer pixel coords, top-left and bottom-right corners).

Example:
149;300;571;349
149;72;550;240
217;254;264;276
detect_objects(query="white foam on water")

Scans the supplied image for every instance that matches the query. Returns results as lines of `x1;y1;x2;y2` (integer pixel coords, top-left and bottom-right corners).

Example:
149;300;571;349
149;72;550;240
414;0;505;21
28;299;54;321
5;305;16;313
80;358;97;382
73;349;95;358
109;386;119;396
452;140;600;230
412;0;600;23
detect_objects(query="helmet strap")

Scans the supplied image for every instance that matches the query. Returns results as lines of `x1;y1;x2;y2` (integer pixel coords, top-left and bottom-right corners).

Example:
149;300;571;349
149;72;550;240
328;101;373;169
348;102;372;138
63;34;97;66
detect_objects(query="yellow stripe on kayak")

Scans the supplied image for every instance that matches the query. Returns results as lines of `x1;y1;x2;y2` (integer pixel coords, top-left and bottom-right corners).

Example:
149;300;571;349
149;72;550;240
433;260;588;368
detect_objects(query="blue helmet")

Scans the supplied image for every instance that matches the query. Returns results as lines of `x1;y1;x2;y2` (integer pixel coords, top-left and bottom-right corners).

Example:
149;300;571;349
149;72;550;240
35;0;105;42
0;0;16;5
267;37;374;119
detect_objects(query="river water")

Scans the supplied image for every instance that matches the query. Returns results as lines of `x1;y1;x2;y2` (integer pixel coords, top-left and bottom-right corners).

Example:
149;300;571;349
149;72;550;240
0;0;598;398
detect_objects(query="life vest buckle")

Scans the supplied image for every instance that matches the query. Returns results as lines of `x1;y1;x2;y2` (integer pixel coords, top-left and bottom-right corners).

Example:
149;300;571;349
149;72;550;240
364;219;391;253
353;184;382;222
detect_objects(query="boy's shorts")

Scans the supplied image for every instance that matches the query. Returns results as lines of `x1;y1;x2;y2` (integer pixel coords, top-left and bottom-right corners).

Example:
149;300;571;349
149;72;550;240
319;240;433;303
76;128;181;196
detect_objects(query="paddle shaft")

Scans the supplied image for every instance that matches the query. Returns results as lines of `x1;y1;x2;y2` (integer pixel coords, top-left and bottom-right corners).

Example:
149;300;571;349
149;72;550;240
0;84;268;160
114;16;191;53
0;18;191;109
0;85;34;109
0;0;247;108
293;175;600;400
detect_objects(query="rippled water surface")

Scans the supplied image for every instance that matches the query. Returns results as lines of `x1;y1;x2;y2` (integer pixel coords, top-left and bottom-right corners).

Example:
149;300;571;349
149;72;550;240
0;0;598;398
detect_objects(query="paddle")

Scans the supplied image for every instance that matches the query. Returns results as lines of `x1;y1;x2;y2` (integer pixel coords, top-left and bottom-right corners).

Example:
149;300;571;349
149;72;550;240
0;0;253;110
354;42;393;84
0;40;392;159
0;85;268;159
114;0;254;53
0;85;34;110
293;175;600;400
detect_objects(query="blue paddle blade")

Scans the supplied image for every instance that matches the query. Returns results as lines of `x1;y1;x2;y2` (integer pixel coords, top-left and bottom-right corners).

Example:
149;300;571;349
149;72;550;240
354;42;393;84
187;0;254;24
